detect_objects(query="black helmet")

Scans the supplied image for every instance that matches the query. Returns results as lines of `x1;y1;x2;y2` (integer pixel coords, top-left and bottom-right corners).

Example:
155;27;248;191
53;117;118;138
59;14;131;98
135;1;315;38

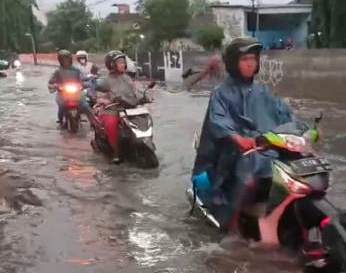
57;49;72;66
104;50;127;71
223;37;263;80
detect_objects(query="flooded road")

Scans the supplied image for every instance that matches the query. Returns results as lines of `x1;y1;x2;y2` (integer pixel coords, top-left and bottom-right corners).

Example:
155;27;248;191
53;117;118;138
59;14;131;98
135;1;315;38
0;65;345;273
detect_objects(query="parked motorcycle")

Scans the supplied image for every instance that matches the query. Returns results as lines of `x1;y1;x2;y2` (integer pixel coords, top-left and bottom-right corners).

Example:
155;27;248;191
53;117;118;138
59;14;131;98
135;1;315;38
187;116;346;273
91;82;159;168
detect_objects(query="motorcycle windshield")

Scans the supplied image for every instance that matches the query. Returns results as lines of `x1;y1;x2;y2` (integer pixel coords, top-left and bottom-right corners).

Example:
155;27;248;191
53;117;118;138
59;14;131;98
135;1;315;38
271;122;307;136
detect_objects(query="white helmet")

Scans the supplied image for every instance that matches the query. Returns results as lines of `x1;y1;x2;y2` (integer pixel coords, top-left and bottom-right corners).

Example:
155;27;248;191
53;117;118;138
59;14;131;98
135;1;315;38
76;50;88;62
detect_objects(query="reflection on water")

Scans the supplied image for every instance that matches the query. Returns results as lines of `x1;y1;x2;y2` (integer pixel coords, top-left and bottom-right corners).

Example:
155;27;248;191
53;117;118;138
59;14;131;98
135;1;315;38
128;212;185;267
64;161;99;190
16;71;25;87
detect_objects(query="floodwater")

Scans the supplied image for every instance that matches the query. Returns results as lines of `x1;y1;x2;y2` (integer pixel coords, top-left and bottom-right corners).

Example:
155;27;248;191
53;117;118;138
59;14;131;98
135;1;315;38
0;65;345;273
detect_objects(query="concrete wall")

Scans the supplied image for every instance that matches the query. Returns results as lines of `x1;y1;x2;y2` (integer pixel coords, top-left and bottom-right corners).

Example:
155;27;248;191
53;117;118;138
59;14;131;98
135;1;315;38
264;49;346;104
20;50;346;105
183;49;346;104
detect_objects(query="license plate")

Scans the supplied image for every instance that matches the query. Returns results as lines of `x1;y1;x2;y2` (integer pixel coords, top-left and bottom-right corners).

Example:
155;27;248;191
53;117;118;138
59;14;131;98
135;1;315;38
70;110;78;117
290;158;332;176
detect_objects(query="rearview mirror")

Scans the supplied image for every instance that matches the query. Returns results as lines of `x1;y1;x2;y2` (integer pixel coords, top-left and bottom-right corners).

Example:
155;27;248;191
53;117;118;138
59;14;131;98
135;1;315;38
314;112;323;125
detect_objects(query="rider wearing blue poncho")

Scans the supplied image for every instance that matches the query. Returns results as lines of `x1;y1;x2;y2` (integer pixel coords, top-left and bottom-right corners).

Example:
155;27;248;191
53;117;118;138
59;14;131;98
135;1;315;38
192;37;304;230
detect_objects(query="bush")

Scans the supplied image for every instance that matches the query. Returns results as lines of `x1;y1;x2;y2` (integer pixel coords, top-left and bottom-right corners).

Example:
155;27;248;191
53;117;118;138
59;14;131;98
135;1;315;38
194;24;224;50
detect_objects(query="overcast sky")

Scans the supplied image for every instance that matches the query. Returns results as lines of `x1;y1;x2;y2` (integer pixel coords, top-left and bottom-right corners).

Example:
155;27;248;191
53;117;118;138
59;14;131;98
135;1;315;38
36;0;138;23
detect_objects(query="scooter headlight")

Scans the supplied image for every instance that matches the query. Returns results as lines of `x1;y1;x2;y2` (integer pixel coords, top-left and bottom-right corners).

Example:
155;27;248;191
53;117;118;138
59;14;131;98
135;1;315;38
63;84;80;94
13;60;21;68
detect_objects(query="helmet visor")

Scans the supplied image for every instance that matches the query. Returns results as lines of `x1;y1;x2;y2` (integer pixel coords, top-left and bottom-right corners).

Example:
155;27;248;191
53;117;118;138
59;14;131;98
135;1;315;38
239;42;263;53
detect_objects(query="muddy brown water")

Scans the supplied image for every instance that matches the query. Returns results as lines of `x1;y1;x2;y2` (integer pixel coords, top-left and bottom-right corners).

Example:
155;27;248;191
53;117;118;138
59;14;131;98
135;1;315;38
0;66;345;273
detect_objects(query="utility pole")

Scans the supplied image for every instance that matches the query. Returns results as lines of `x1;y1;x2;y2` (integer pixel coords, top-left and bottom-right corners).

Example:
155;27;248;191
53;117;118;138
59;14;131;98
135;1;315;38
96;12;101;51
251;0;256;38
28;4;38;65
25;33;37;65
14;0;38;63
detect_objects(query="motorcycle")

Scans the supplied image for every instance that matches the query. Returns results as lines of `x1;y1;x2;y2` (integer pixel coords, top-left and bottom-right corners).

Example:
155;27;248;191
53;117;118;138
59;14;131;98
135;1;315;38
91;82;159;169
57;82;83;133
187;116;346;273
0;58;20;78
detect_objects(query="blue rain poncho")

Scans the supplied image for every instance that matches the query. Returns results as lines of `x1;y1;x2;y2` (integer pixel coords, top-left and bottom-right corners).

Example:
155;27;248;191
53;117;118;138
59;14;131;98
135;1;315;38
192;76;306;221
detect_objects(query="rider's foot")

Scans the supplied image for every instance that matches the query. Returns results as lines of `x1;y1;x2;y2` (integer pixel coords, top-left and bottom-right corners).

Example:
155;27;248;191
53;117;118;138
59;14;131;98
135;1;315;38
111;156;121;164
90;139;99;152
61;122;68;130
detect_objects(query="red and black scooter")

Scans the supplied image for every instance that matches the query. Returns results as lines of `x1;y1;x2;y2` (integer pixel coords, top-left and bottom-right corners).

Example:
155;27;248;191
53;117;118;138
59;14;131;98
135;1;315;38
187;117;346;273
58;82;83;133
91;82;159;168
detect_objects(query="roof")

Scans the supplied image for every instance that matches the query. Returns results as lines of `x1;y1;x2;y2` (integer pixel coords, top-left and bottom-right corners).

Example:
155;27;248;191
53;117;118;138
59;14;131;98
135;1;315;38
210;3;312;8
210;3;312;14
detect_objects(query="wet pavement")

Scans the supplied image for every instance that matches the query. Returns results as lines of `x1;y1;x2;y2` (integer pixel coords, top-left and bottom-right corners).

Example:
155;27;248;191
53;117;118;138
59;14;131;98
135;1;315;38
0;65;345;273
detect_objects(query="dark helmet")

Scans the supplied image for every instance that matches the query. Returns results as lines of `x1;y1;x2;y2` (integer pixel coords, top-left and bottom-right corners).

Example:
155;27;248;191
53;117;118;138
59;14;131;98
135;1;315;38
104;50;127;71
57;49;72;66
223;37;263;80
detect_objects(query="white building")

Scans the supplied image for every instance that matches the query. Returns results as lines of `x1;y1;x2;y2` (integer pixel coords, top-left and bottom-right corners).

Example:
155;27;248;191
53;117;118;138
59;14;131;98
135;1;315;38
211;0;312;48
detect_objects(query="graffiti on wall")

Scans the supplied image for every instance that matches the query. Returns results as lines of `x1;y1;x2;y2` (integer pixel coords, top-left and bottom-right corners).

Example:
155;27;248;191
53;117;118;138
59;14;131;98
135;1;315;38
164;51;182;69
258;55;284;87
163;51;183;83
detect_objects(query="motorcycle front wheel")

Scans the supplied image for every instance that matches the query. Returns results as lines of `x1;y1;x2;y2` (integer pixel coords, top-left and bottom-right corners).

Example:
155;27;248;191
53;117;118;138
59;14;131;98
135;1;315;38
278;200;344;273
135;143;159;169
66;111;80;133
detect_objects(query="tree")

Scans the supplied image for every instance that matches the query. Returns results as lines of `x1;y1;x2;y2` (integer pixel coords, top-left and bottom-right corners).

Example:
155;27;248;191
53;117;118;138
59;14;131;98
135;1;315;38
44;0;94;50
0;0;40;52
189;0;209;18
194;24;224;50
144;0;191;49
311;0;346;48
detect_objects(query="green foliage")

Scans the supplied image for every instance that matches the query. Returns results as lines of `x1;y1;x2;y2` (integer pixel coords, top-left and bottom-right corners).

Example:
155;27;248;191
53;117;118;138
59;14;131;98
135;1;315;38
311;0;346;48
194;24;224;50
144;0;191;48
44;0;94;49
43;0;144;52
189;0;209;18
0;0;40;52
98;22;114;50
96;21;140;52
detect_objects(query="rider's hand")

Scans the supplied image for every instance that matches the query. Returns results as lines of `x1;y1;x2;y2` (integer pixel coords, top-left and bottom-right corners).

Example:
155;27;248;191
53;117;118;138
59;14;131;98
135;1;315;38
231;135;256;153
48;83;57;93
